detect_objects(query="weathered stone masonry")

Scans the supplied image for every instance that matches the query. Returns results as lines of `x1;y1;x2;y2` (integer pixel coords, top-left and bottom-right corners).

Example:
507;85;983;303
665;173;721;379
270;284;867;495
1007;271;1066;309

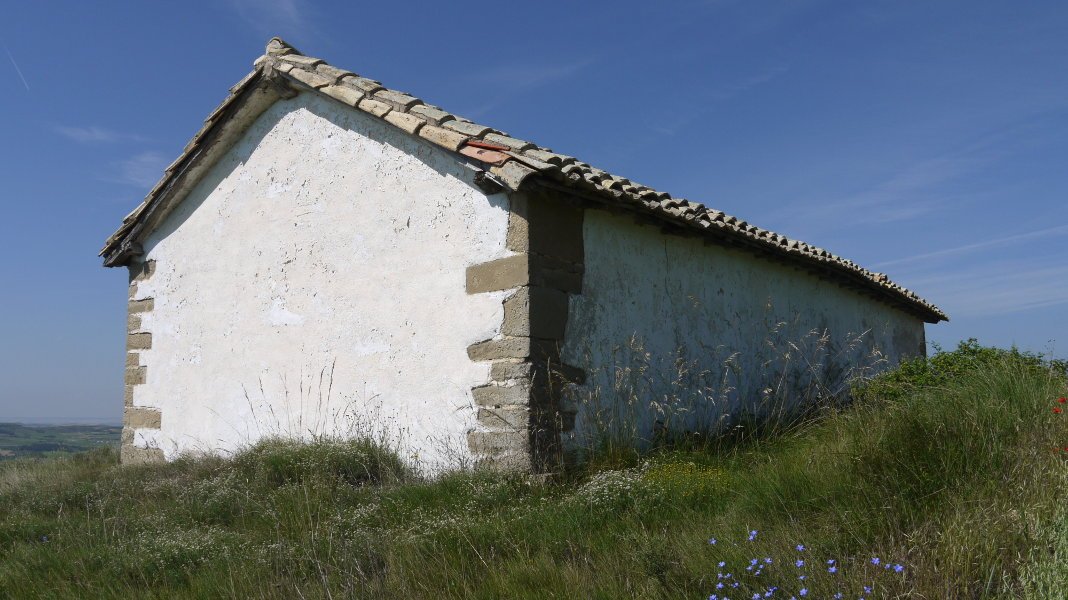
122;259;163;464
465;188;587;472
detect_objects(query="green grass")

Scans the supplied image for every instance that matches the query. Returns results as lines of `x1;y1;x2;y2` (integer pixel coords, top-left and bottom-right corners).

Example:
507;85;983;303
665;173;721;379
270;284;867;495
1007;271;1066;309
0;423;120;459
1;342;1065;598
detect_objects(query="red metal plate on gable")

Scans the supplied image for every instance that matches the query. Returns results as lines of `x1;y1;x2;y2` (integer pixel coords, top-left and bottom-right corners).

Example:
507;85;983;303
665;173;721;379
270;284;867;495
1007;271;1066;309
459;145;510;166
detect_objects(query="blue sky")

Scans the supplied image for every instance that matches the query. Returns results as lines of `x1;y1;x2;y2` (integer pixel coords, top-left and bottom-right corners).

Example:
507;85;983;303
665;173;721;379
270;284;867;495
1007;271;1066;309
1;1;1065;423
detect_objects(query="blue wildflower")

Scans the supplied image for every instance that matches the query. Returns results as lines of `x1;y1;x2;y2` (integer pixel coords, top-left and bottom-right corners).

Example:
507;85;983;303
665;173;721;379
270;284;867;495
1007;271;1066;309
796;544;805;551
795;559;804;567
863;586;872;594
799;575;806;580
828;566;838;573
748;530;758;541
827;559;836;565
710;538;718;545
718;561;726;568
893;564;904;573
799;589;808;597
717;583;724;589
753;594;761;600
871;557;880;565
764;557;773;564
834;594;843;599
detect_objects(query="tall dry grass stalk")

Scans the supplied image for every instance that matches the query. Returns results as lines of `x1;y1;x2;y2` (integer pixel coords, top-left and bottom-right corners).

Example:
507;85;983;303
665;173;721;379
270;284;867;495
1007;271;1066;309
563;321;889;465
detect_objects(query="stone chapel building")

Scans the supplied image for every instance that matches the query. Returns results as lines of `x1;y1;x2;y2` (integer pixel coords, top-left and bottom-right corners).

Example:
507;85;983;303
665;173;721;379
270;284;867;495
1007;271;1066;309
101;38;945;472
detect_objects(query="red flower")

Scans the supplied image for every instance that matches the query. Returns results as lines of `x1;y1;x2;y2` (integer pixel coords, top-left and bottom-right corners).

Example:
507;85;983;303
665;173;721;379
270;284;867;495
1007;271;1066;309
1059;397;1067;403
1056;407;1064;414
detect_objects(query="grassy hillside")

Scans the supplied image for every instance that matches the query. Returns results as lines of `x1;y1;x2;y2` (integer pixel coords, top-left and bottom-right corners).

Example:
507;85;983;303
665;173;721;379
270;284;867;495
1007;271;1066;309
0;423;120;459
0;342;1065;598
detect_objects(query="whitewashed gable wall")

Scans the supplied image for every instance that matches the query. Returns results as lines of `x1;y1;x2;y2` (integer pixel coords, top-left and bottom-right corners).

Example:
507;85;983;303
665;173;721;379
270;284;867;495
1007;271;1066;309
128;93;512;470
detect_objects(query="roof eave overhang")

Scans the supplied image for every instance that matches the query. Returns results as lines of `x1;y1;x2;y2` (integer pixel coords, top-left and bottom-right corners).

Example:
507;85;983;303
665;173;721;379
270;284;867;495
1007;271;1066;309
100;63;296;267
100;37;947;323
520;177;947;324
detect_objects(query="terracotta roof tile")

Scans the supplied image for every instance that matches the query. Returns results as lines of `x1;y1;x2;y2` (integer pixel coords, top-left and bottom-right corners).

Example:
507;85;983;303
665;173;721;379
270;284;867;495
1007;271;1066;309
279;54;322;68
347;77;384;95
285;67;333;89
357;97;392;117
443;120;493;138
373;89;422;109
314;63;354;82
408;104;455;125
523;149;573;166
321;83;364;107
483;133;536;152
419;125;468;152
383;110;425;134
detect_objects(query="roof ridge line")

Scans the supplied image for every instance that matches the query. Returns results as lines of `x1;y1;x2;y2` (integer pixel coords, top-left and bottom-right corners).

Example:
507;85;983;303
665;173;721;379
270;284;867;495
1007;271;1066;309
265;37;299;57
100;40;948;323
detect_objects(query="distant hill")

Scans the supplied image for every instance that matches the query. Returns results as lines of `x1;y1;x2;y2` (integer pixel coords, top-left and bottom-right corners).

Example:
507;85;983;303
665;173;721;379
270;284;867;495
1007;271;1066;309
0;423;121;459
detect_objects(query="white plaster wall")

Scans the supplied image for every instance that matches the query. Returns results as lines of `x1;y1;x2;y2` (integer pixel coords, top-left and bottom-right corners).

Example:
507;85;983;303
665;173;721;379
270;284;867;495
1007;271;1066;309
129;92;512;471
561;210;925;451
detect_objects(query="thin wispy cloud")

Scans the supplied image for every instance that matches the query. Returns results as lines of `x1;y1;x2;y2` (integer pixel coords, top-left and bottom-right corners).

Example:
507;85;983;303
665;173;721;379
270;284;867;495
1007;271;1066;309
225;0;310;38
53;125;148;144
904;260;1068;318
107;151;169;189
695;0;830;39
711;64;791;100
651;63;790;136
3;43;29;91
818;154;979;226
470;61;596;90
462;58;598;118
872;223;1068;269
779;128;1015;235
771;91;1068;238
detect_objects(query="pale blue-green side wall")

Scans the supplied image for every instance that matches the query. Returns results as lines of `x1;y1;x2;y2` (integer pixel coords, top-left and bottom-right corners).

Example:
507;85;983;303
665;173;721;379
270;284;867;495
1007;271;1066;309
561;209;925;451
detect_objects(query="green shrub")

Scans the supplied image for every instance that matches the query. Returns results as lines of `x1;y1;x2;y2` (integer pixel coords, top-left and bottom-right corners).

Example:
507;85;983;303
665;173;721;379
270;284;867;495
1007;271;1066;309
232;436;412;488
853;338;1066;403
